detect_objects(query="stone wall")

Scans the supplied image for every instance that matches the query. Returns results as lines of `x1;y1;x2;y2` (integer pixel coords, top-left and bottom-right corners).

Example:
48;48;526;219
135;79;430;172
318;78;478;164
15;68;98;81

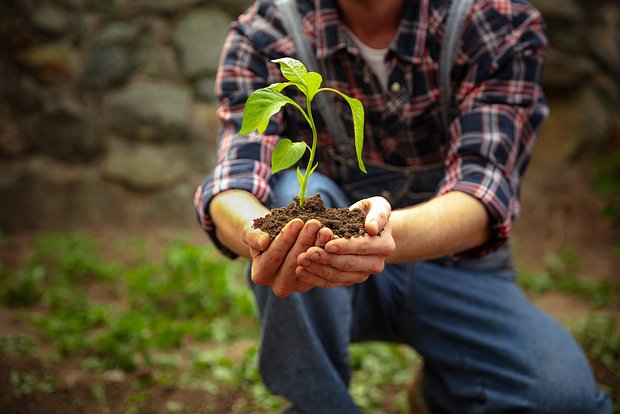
531;0;620;169
0;0;618;232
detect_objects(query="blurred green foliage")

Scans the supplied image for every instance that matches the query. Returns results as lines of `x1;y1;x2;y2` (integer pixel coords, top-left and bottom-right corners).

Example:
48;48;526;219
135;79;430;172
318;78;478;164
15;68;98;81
569;314;620;374
0;231;421;412
1;232;618;412
518;248;620;308
594;154;620;249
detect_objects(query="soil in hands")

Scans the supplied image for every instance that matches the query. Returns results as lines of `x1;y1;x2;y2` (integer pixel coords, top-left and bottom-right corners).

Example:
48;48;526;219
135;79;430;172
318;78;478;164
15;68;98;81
252;193;366;239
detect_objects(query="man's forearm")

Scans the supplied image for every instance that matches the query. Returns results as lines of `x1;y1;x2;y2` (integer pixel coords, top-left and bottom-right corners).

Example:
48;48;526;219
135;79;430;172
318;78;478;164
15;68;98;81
389;191;491;263
209;190;270;258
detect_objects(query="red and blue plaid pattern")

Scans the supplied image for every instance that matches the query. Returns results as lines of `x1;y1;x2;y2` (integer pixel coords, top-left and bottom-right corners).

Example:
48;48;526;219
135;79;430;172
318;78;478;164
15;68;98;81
195;0;549;257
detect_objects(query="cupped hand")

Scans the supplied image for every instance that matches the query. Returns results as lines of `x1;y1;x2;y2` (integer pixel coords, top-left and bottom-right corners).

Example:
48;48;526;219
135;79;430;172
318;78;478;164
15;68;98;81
243;218;333;298
295;196;395;288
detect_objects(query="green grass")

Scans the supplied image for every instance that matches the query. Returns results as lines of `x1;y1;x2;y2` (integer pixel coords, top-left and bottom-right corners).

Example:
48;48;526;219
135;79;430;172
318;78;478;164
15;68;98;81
0;231;420;413
0;333;37;357
1;231;618;413
569;313;620;374
518;248;620;308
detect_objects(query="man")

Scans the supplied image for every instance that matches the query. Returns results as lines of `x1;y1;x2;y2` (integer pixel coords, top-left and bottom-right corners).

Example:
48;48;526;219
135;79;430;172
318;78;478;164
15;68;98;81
195;0;612;412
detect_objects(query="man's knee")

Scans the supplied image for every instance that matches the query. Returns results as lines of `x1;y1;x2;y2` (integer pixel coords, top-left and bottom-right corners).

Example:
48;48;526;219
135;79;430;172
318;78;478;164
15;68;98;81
522;357;612;414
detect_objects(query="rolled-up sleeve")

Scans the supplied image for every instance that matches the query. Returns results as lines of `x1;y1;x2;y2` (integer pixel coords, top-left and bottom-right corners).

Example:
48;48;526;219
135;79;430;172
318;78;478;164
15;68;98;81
194;4;285;257
437;1;549;253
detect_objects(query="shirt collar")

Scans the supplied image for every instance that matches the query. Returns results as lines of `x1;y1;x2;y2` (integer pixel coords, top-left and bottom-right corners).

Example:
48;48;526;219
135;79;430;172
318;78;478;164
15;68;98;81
311;0;427;64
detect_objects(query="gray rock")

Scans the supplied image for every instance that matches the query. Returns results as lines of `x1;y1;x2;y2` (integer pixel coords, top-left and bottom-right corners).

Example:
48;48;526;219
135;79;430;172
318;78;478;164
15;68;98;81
189;102;219;170
542;49;597;90
214;0;254;15
135;42;180;78
134;19;181;77
0;156;198;231
96;22;141;46
145;182;199;227
101;141;191;191
0;158;128;231
592;73;620;110
194;75;217;102
81;45;134;89
103;79;193;142
32;4;70;35
16;43;79;81
588;3;620;78
529;0;582;23
118;0;201;14
530;0;586;53
34;108;102;163
0;122;26;157
53;0;81;9
172;8;232;78
86;0;116;14
536;86;609;168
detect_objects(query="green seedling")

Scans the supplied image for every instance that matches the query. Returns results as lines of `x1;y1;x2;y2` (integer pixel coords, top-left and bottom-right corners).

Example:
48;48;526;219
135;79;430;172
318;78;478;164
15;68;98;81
239;57;366;207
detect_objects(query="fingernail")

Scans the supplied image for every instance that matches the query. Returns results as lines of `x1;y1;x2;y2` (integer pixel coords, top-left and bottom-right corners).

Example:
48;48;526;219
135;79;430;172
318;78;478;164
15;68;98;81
370;219;379;232
310;252;320;260
326;244;338;253
318;232;330;244
291;220;303;234
307;221;320;236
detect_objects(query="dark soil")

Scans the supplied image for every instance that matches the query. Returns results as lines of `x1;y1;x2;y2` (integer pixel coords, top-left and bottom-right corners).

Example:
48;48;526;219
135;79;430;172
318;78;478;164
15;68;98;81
252;193;366;239
0;353;244;414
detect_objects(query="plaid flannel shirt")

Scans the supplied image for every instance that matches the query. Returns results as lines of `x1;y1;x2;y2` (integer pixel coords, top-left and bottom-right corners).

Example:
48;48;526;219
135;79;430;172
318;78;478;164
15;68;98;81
194;0;549;258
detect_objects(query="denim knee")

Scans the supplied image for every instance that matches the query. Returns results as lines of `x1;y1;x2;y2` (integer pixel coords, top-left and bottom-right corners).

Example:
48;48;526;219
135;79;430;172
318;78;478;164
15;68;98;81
518;338;612;414
407;262;612;414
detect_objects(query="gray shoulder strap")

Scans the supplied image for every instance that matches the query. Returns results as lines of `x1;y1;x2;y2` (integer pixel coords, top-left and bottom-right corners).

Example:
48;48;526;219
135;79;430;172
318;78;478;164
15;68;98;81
276;0;355;160
439;0;474;133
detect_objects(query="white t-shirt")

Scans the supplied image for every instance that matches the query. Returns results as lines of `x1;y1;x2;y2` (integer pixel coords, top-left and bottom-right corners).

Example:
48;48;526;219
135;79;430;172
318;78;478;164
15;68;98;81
345;28;389;92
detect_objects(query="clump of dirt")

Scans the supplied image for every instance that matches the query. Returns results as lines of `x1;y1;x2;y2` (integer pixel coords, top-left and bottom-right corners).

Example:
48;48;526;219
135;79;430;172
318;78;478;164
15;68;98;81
252;193;366;239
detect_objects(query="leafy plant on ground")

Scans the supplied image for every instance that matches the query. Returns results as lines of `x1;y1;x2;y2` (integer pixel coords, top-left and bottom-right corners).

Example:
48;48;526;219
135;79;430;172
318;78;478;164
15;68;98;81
349;343;420;413
568;313;620;413
0;333;37;356
1;232;253;372
518;248;620;307
2;231;618;413
29;231;120;282
0;266;46;306
9;370;56;396
239;57;366;206
569;313;620;374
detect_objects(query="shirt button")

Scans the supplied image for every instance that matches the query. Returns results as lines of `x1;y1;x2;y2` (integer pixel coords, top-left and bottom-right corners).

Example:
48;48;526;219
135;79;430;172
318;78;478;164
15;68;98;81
390;82;401;94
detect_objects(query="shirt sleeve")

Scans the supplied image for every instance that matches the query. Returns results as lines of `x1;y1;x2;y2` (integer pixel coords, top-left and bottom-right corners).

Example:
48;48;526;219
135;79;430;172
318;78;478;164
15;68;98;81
194;4;285;258
436;1;549;255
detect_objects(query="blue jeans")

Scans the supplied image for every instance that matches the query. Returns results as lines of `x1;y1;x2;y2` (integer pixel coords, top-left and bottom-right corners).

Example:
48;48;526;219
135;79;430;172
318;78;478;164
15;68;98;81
249;171;612;414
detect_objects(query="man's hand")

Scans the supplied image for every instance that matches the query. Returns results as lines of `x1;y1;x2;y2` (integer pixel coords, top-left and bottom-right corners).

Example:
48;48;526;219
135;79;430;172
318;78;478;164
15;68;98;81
244;218;333;298
295;197;395;288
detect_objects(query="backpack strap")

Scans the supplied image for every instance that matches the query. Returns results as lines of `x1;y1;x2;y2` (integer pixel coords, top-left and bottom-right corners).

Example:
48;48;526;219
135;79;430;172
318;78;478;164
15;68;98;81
439;0;474;134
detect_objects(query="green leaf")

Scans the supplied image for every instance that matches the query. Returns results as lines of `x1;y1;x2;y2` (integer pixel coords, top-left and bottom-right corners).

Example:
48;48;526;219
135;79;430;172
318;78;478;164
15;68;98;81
268;82;292;93
319;88;367;173
296;167;304;187
308;162;318;177
239;87;296;135
272;58;308;86
271;139;307;174
344;96;367;173
303;72;322;101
